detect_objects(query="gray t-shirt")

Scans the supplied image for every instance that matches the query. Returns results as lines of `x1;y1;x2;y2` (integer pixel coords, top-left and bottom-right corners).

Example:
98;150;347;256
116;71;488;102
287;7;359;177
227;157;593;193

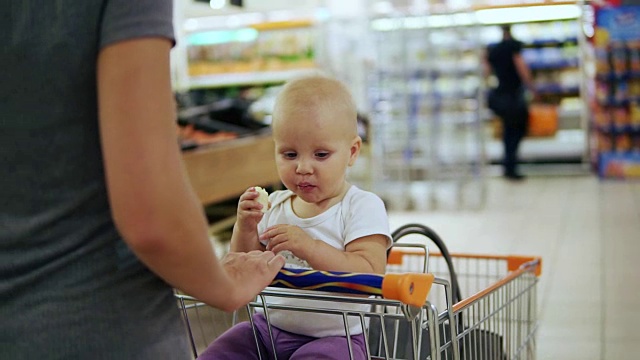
0;1;191;358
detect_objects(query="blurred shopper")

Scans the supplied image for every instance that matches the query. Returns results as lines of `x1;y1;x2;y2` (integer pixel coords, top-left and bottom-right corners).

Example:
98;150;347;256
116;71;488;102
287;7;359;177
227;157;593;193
0;1;284;358
485;24;535;181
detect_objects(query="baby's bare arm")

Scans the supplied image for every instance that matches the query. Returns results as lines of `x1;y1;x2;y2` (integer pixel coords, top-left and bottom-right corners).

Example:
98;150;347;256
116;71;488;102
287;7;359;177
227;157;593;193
300;235;388;274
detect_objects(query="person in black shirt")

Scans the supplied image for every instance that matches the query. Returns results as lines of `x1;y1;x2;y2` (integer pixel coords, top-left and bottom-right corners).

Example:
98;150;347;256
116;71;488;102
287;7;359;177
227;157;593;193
485;25;535;180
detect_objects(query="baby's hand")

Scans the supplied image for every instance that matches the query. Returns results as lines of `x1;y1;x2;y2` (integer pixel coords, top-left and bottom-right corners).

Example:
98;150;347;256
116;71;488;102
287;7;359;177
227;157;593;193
236;187;268;231
260;225;315;259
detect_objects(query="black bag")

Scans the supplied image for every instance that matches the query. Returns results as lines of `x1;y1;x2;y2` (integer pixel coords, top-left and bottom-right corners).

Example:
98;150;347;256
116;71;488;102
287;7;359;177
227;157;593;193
368;224;506;359
367;320;505;359
487;88;529;128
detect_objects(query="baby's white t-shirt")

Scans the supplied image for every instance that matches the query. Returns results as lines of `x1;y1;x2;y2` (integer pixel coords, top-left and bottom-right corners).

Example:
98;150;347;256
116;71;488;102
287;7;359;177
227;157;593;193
257;185;392;337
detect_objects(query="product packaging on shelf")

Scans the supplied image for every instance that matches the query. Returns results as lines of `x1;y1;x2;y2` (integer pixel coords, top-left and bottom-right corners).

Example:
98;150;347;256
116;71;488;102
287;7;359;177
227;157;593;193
592;5;640;179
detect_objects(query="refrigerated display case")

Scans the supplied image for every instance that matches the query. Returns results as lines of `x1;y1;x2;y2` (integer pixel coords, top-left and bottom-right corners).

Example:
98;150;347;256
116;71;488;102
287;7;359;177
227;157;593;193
172;2;322;90
365;11;487;211
183;21;318;89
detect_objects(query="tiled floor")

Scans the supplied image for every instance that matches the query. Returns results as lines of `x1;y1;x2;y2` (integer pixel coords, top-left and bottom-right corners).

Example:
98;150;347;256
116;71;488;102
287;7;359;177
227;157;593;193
386;173;640;359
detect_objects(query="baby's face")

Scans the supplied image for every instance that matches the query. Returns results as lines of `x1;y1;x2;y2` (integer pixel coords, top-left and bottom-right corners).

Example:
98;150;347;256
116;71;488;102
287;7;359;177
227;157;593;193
272;105;359;207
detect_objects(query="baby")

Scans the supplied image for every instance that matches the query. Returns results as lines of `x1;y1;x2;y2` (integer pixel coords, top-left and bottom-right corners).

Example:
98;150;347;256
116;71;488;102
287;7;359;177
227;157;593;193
199;74;392;360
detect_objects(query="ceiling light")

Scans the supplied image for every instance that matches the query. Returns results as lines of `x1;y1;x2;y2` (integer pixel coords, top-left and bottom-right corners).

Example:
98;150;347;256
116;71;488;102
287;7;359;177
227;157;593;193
475;4;581;25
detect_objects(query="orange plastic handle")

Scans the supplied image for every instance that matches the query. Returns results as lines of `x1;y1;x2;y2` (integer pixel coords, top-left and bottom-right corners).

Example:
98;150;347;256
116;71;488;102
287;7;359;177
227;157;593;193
381;273;435;308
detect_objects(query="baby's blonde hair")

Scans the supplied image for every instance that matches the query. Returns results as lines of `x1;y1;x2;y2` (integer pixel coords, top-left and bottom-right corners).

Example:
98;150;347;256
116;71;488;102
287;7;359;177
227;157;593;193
272;74;358;135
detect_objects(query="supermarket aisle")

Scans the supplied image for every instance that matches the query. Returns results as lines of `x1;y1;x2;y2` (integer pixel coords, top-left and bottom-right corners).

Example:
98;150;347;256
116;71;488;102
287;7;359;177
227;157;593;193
387;175;640;360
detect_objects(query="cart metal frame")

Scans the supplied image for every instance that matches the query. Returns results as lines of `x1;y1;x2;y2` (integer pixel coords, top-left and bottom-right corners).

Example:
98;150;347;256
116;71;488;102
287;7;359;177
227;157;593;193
177;247;541;360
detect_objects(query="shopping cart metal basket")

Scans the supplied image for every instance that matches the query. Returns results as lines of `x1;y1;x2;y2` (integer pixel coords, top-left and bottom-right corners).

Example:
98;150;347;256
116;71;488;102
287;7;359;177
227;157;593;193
176;224;542;360
176;266;449;360
383;223;542;360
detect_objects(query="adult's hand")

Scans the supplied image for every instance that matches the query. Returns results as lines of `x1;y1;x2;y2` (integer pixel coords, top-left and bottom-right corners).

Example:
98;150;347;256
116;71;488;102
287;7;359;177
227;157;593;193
220;250;285;310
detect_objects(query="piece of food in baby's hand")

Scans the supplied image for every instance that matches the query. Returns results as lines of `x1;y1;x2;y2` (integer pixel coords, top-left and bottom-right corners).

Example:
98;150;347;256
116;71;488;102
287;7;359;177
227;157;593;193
255;186;269;213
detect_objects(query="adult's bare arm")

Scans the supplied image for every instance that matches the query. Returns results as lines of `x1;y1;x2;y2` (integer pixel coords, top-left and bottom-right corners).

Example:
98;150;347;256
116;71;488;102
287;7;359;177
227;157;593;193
513;53;534;92
97;37;283;311
481;49;492;79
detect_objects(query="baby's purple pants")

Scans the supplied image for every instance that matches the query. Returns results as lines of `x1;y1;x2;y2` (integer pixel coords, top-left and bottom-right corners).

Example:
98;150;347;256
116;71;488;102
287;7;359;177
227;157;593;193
197;314;367;359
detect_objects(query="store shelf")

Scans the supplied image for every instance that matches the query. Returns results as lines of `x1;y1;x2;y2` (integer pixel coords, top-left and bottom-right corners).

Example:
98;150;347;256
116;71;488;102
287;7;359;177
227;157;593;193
595;71;640;82
590;5;640;178
528;37;578;46
598;152;640;178
535;85;580;96
188;68;318;89
486;129;586;163
528;61;579;71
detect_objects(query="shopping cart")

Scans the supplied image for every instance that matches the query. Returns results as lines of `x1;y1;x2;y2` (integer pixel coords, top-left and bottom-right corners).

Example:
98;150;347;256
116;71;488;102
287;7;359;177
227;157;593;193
176;223;542;359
